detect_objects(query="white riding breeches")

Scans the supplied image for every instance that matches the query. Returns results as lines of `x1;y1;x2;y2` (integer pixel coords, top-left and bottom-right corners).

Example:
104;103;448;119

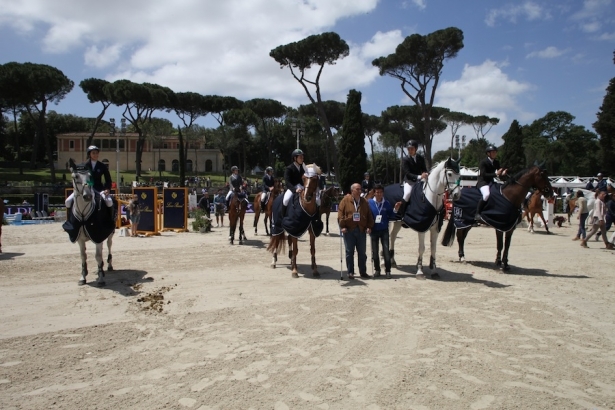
480;185;490;201
402;181;417;202
225;190;233;201
65;192;113;208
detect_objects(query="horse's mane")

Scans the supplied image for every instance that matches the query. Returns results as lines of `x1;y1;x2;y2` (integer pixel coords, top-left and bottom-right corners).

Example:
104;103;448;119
502;167;530;189
305;163;321;176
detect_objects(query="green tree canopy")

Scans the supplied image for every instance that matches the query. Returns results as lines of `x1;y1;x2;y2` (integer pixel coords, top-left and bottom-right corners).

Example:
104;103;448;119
338;90;367;193
372;27;464;165
593;55;615;176
498;120;525;174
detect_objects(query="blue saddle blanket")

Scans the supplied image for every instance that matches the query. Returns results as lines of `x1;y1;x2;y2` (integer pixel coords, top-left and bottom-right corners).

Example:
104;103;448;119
63;194;116;244
271;194;323;238
384;183;441;233
452;185;521;232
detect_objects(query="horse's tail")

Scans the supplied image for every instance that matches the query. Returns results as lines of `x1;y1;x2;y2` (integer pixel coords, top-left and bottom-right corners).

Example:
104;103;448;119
441;216;456;247
267;232;286;254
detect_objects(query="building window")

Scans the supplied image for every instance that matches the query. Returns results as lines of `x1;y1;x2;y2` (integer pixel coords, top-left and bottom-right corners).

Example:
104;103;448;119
172;159;179;172
186;160;193;172
119;140;125;149
206;159;213;172
102;139;110;149
69;140;75;150
93;139;101;148
163;143;168;149
158;159;166;172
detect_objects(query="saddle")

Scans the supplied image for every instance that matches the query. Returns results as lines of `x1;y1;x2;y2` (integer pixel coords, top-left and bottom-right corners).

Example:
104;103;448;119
63;192;116;244
452;184;521;232
271;193;323;238
383;183;441;232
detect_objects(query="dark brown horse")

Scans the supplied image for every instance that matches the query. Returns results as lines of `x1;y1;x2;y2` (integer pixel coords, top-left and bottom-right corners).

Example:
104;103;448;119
228;193;247;245
442;165;553;271
253;179;284;236
522;189;550;233
319;185;340;235
267;164;321;278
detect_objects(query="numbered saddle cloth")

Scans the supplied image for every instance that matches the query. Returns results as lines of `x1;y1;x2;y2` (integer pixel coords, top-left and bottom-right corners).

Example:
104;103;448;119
271;194;322;238
384;183;441;233
452;185;521;232
63;193;115;244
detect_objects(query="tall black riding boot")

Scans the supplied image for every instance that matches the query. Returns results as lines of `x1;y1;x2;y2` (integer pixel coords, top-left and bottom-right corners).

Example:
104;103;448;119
281;205;288;218
475;199;486;222
261;201;266;213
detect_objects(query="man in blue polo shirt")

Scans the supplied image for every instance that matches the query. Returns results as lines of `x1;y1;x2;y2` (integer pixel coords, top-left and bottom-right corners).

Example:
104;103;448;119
368;184;396;279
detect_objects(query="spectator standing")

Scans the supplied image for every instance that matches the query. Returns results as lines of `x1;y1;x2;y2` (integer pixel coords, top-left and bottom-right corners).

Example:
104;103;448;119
572;190;588;242
128;195;141;237
338;183;374;279
198;190;211;218
595;173;608;192
368;184;395;279
581;191;613;249
214;191;225;228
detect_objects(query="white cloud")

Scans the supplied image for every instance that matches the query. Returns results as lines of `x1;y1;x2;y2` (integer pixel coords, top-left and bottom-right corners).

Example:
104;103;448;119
526;46;569;59
485;2;550;27
84;44;122;68
596;31;615;40
571;0;612;20
581;21;602;33
433;60;535;147
359;30;404;59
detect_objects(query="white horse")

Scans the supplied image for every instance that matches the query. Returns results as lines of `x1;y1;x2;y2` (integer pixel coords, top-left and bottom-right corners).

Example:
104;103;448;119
385;158;462;279
65;160;115;287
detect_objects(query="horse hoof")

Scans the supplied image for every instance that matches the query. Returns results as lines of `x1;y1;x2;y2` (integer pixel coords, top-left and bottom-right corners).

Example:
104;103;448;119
416;273;426;280
502;265;510;272
107;266;113;271
313;272;320;278
292;272;299;278
431;273;440;280
78;279;86;286
97;281;106;287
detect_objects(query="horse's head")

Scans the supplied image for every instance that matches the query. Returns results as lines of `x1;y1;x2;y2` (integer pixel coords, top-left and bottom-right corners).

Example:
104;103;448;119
69;158;94;202
530;162;553;197
302;164;321;203
444;157;462;201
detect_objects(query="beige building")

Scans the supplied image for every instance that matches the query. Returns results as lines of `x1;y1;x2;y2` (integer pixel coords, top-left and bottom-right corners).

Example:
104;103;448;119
57;133;224;174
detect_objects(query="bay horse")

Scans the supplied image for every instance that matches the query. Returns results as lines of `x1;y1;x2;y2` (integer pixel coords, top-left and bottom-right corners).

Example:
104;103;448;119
267;164;321;278
65;159;115;286
320;185;340;235
385;158;462;279
253;179;284;236
522;189;550;233
442;164;553;271
228;191;247;244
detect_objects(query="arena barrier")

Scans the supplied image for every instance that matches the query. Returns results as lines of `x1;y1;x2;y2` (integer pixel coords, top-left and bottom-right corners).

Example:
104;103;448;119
161;188;188;233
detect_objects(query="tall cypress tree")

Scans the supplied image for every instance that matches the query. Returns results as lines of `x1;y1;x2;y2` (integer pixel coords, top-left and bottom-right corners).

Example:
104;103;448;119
338;90;367;193
593;73;615;177
498;120;525;174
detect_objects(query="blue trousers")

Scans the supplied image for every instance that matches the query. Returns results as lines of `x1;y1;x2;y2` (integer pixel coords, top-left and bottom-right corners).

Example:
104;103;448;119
343;226;367;274
577;213;588;239
370;228;391;272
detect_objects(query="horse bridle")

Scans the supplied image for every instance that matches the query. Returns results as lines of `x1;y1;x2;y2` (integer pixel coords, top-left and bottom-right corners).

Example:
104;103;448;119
424;165;460;200
513;169;552;196
72;170;93;201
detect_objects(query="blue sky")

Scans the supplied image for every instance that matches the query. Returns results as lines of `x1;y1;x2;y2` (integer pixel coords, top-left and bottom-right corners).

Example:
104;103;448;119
1;0;614;154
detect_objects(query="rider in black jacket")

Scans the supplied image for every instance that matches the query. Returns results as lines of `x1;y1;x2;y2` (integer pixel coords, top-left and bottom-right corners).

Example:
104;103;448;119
260;166;275;212
396;140;428;217
475;145;507;221
281;149;307;217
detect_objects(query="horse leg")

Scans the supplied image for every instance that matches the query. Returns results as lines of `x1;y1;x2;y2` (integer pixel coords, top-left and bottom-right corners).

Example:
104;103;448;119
291;238;299;278
229;225;235;245
95;242;105;287
389;221;401;267
253;208;259;235
429;225;440;279
78;239;88;285
501;230;513;272
527;212;534;233
325;212;329;235
264;214;270;237
457;228;469;262
495;230;503;267
106;232;114;271
538;212;550;233
416;232;426;280
310;231;319;277
239;218;245;244
288;236;293;260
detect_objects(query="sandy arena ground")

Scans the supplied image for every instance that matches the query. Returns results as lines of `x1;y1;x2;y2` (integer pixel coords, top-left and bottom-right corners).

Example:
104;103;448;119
0;213;614;410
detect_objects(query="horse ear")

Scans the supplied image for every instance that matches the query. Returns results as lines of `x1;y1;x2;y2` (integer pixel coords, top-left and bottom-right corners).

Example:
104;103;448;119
538;161;546;170
69;158;76;171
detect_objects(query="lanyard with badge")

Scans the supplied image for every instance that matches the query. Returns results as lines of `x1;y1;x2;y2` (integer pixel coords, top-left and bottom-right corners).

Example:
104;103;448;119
353;199;361;222
373;199;383;224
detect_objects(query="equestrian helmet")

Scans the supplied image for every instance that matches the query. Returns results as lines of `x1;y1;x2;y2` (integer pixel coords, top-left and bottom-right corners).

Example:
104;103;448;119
364;172;370;177
292;149;304;160
485;145;498;153
406;140;419;149
231;166;238;172
86;145;100;156
266;166;273;172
